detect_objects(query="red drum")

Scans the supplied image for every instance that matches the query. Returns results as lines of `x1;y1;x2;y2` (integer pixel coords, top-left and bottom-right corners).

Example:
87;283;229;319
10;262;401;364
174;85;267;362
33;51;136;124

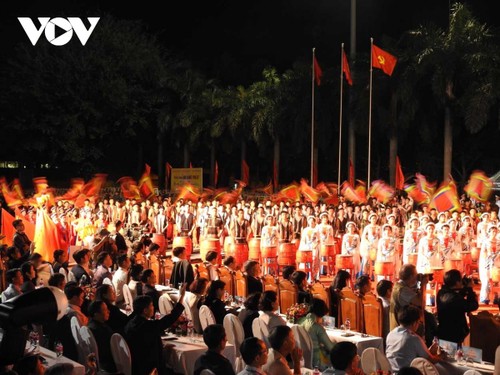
374;261;394;276
152;233;167;256
278;242;296;266
491;267;500;282
407;253;418;266
336;254;353;270
444;258;462;272
166;221;174;241
461;251;472;267
172;236;192;259
470;242;479;262
261;246;277;259
248;238;261;261
200;238;221;262
296;250;313;264
233;242;249;267
223;236;233;256
320;244;336;258
432;267;444;284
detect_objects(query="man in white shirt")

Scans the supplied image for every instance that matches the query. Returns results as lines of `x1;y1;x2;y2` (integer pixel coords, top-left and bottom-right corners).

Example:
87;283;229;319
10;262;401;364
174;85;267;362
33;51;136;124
263;325;302;375
238;337;269;375
112;254;131;309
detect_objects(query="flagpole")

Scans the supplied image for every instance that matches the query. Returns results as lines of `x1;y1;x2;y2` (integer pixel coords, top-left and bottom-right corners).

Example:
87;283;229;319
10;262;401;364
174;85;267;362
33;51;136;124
311;47;315;186
368;38;374;188
338;44;344;195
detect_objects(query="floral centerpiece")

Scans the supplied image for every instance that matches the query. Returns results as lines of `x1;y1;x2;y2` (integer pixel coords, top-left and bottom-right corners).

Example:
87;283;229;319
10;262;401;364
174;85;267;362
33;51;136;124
286;303;309;323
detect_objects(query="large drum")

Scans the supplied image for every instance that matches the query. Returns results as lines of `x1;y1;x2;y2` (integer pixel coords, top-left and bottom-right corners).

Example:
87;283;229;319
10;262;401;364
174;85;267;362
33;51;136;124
152;233;167;256
432;267;444;284
407;253;418;266
461;251;472;267
261;245;277;259
296;250;313;264
172;236;192;259
470;241;479;262
200;238;221;262
336;254;353;270
491;267;500;282
369;246;378;262
223;236;233;257
233;242;249;267
320;244;336;258
444;258;462;272
374;261;395;276
278;242;296;266
248;238;261;261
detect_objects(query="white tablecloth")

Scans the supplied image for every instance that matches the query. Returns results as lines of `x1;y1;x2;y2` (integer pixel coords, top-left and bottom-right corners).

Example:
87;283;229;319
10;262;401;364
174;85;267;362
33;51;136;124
27;343;85;375
325;328;385;355
164;335;236;375
435;359;495;374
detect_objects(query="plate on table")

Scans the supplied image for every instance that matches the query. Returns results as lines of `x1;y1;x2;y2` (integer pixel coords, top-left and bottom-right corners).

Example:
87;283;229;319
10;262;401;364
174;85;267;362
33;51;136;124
340;332;355;337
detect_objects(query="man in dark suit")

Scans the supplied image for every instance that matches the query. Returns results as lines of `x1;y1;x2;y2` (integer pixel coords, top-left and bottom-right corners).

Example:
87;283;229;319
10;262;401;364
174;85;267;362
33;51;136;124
170;246;194;288
245;260;263;295
141;268;162;312
124;285;186;375
87;300;117;374
113;220;128;254
194;324;236;375
12;219;34;257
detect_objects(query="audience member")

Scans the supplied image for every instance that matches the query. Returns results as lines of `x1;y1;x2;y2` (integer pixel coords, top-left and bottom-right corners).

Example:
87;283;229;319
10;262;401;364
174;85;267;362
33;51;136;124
189;277;209;334
51;249;68;274
238;292;262;338
1;268;23;302
257;291;286;346
20;261;36;293
128;263;144;299
323;341;362;375
91;251;113;288
64;283;88;326
70;249;93;286
238;337;269;375
263;325;302;375
47;273;66;291
141;269;161;312
290;270;311;304
6;245;29;270
94;284;130;335
203;279;229;324
87;300;117;373
205;250;219;281
282;265;296;281
245;260;264;295
170;246;194;287
112;254;131;309
12;354;45;375
354;275;371;298
376;279;393;341
44;363;74;375
193;324;236;375
329;270;351;325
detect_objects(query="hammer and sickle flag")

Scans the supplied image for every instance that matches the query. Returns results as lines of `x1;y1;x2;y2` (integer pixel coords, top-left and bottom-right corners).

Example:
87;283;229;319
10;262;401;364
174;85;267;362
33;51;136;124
372;44;397;76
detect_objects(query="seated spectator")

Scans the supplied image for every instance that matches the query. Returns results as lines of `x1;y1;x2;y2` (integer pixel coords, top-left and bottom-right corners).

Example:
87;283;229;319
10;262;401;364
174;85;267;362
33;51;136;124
48;273;66;291
147;243;160;278
20;261;36;293
323;341;362;375
238;337;269;375
263;325;302;375
194;324;236;375
282;265;296;281
112;254;131;309
223;255;239;273
299;298;334;370
329;270;351;325
6;245;29;270
94;284;130;335
131;240;146;266
238;292;262;338
141;269;161;312
245;260;264;295
70;249;93;286
205;250;219;280
128;263;144;299
170;246;195;288
64;283;88;326
92;251;113;288
290;270;312;304
12;354;45;375
376;279;393;341
203;279;229;324
354;275;372;298
386;305;443;372
52;249;69;275
189;277;209;334
1;268;23;302
124;285;186;375
87;300;117;373
257;291;286;334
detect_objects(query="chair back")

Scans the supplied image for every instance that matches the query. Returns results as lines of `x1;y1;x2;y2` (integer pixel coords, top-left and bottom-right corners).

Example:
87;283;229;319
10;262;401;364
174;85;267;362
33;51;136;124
70;316;87;365
339;287;362;332
223;314;245;372
218;267;234;296
199;305;216;330
122;283;133;310
59;267;68;281
263;274;278;293
278;279;297;315
463;370;483;375
110;333;132;375
182;292;194;322
67;270;77;282
234;271;248;298
495;345;500;375
102;277;113;286
362;294;383;337
199;370;216;375
360;347;391;374
159;293;174;315
163;258;174;284
410;357;439;375
195;262;210;280
80;325;99;363
252;317;270;347
291;324;313;369
470;311;500;363
310;280;329;312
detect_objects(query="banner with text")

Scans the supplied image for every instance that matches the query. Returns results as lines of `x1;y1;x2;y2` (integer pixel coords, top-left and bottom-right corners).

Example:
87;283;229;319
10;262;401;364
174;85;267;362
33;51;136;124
170;168;203;192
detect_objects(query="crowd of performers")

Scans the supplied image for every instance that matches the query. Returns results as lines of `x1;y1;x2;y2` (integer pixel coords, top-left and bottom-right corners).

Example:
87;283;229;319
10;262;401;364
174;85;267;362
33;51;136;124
3;192;500;304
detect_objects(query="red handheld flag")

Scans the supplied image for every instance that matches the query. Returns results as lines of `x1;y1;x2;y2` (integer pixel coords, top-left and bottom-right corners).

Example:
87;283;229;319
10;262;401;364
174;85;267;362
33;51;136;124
313;55;323;86
395;156;405;190
372;44;397;76
342;50;353;86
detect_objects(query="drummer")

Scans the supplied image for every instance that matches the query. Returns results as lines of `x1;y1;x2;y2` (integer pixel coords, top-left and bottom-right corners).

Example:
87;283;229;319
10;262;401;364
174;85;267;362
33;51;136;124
375;224;398;281
316;212;334;246
230;208;251;245
299;215;319;279
341;221;361;276
479;224;499;304
438;223;460;266
204;205;224;239
251;204;266;238
261;214;278;248
458;215;475;252
360;213;381;277
416;222;441;274
277;210;294;244
403;216;422;265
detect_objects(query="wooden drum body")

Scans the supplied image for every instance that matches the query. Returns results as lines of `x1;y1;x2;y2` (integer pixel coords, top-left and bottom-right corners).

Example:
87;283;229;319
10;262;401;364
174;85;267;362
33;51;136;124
248;238;261;261
461;251;472;266
444;258;462;272
152;233;167;256
172;236;192;259
407;253;418;266
336;254;353;270
432;267;444;284
233;242;249;267
470;242;479;262
296;250;313;264
261;245;277;259
491;267;500;282
320;244;336;258
278;242;296;266
200;238;221;262
374;261;395;276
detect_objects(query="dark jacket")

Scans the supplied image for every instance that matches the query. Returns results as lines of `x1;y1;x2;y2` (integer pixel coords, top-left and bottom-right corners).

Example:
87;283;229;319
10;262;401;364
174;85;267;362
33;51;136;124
143;284;162;312
124;302;184;375
204;298;228;325
193;350;236;375
437;285;478;344
170;259;194;288
88;319;117;373
246;275;263;296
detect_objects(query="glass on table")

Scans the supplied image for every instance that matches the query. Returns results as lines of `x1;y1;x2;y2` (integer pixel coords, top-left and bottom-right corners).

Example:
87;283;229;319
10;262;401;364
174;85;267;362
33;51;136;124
29;330;40;351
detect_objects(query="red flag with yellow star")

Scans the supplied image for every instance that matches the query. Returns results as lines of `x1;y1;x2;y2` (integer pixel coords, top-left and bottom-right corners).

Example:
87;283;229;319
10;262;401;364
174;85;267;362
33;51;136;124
372;44;397;76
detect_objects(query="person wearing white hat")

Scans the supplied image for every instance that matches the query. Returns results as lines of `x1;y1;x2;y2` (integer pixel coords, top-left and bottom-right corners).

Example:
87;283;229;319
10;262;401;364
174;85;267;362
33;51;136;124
437;222;459;268
341;221;361;276
261;214;278;248
251;205;267;238
416;222;441;274
298;215;319;280
457;215;475;253
476;212;490;246
360;213;381;276
478;224;499;304
434;212;448;235
403;217;422;265
316;212;334;246
375;224;398;281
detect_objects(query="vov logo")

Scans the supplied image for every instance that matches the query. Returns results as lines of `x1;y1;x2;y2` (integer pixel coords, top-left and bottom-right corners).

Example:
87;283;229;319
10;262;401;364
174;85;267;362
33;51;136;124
18;17;100;46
